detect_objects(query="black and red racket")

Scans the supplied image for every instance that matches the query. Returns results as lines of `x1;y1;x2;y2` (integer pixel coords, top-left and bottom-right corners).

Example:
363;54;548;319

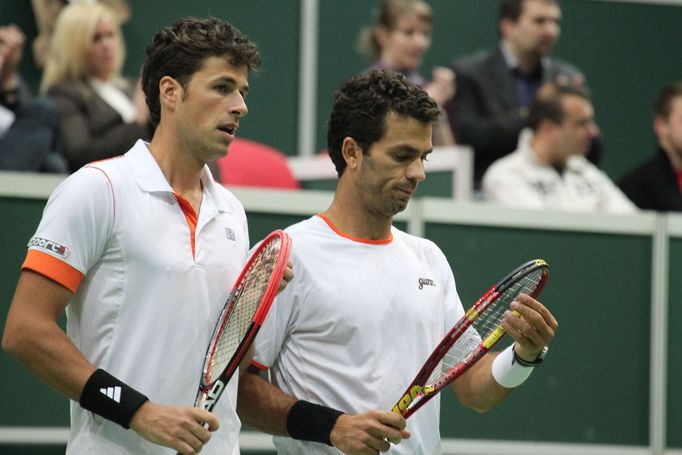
392;259;550;419
191;229;291;412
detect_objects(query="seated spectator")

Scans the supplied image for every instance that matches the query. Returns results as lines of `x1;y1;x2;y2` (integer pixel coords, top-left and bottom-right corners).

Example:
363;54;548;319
358;0;455;146
31;0;131;68
0;23;66;173
447;0;602;186
618;82;682;212
214;138;300;189
40;2;151;172
482;83;636;214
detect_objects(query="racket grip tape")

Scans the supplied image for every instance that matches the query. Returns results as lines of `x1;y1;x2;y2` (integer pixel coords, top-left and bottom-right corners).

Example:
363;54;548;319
79;369;149;429
286;400;344;446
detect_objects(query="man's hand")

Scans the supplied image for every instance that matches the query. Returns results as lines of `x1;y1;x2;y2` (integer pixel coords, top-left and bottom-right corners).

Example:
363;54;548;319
277;260;294;294
129;401;220;455
502;294;558;362
330;410;411;454
0;24;25;90
424;66;456;106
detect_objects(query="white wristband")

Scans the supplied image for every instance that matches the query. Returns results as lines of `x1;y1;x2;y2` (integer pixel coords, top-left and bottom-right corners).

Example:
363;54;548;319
491;345;534;388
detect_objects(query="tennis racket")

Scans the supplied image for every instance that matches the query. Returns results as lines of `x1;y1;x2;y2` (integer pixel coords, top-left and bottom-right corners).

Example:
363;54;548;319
191;229;291;412
392;259;550;419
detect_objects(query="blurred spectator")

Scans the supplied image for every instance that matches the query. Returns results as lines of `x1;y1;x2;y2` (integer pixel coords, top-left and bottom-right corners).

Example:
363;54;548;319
31;0;131;68
358;0;455;146
0;23;67;173
482;83;636;214
447;0;602;186
619;82;682;212
40;2;151;172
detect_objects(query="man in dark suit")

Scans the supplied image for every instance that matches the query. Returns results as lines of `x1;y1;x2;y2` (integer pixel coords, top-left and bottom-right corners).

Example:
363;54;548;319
447;0;594;185
618;82;682;212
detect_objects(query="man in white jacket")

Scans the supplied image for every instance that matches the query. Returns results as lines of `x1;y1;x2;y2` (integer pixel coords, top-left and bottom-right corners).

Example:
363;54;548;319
482;83;636;214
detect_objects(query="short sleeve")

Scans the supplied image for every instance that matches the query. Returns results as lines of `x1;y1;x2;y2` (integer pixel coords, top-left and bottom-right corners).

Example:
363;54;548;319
23;166;115;292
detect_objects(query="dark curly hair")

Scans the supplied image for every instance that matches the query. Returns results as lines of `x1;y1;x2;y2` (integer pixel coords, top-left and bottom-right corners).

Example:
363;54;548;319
141;17;261;127
327;69;440;176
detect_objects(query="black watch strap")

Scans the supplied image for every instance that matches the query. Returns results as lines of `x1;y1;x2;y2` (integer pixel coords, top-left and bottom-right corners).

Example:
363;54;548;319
512;344;548;367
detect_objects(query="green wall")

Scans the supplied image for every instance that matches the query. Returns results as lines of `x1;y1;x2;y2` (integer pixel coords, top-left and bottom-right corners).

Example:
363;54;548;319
3;0;682;182
427;223;652;444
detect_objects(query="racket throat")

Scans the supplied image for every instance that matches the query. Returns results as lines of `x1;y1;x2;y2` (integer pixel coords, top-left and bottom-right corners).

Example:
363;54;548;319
196;380;226;412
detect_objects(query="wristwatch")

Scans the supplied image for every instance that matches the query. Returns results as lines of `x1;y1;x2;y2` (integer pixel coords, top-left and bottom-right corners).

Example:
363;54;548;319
512;344;548;367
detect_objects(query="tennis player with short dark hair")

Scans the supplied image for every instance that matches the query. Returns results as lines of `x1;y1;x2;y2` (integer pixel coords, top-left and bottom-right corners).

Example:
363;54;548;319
2;17;291;455
238;69;558;454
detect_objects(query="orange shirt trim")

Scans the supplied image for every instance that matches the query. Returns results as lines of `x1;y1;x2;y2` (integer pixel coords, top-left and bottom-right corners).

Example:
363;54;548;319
251;359;269;371
22;250;84;293
174;193;198;259
316;214;393;245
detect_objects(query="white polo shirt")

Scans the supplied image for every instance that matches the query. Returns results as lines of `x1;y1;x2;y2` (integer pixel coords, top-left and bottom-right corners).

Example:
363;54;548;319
252;215;464;455
23;140;249;454
482;129;637;214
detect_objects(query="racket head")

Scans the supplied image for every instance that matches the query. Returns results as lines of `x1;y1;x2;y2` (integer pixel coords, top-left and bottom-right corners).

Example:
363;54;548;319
393;259;550;418
200;229;291;390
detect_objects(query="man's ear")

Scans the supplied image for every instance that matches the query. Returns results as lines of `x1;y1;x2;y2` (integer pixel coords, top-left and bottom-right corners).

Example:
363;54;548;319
537;119;559;138
499;18;514;39
653;115;667;141
341;137;363;171
158;76;181;114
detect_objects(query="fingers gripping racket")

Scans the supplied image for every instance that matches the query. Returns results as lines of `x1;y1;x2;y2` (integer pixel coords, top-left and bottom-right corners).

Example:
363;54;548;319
192;229;291;412
392;259;550;419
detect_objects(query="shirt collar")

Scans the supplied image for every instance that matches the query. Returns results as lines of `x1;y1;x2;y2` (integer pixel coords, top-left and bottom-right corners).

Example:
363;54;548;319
125;140;233;214
499;41;551;73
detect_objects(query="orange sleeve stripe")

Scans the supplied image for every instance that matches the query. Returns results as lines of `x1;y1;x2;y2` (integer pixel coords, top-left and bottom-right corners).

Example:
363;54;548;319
22;250;84;293
250;359;269;371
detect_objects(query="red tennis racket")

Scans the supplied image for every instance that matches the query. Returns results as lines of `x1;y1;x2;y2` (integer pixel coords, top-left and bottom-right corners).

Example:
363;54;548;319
392;259;550;419
191;229;291;412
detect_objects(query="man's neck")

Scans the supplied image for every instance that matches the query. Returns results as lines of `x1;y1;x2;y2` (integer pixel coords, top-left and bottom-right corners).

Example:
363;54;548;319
663;146;682;172
530;135;562;168
323;188;393;241
147;127;205;210
503;40;542;75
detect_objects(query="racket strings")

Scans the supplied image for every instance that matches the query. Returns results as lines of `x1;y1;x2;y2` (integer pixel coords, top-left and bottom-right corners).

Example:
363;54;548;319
204;238;282;384
426;269;545;386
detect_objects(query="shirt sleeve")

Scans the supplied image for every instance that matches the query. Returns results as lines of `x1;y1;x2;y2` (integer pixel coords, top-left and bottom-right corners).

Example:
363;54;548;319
22;165;115;292
596;169;639;214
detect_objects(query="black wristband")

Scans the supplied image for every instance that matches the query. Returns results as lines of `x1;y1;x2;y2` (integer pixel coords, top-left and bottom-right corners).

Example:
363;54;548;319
286;400;343;446
512;344;548;367
79;369;149;429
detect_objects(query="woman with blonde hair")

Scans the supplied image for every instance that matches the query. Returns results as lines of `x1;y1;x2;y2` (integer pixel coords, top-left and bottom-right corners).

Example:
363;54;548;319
41;2;150;171
358;0;456;145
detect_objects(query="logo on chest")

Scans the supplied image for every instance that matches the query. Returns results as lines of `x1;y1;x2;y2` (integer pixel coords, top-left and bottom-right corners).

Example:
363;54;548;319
225;227;236;241
418;277;436;290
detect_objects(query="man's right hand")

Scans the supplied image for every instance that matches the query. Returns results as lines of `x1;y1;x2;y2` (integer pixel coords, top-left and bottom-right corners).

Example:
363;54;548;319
330;410;411;454
129;401;220;455
0;24;25;90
